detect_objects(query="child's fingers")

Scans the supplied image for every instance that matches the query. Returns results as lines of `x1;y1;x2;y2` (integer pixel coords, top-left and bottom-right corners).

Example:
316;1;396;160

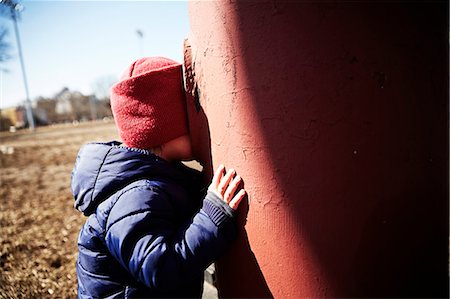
218;168;235;196
224;175;242;203
229;189;246;210
211;164;225;189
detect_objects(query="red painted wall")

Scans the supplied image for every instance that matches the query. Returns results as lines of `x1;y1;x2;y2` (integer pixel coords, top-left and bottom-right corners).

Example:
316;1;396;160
186;2;448;298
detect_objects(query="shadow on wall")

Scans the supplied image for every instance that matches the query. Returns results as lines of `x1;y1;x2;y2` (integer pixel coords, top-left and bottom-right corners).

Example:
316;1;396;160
183;39;274;299
183;38;214;183
229;1;448;298
215;199;273;299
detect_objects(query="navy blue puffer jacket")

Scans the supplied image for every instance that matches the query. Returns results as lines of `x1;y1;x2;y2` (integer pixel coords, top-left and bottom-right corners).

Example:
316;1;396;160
72;142;236;298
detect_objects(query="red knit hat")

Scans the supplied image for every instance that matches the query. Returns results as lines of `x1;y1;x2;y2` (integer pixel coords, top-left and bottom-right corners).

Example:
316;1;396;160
110;57;188;149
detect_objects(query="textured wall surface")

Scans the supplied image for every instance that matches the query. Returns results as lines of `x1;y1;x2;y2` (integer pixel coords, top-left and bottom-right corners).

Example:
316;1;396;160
186;2;448;298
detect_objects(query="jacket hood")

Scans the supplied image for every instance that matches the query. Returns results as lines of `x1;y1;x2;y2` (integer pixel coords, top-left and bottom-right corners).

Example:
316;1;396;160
72;141;201;216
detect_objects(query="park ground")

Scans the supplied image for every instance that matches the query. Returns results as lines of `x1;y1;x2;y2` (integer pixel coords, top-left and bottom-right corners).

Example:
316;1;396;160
0;121;119;298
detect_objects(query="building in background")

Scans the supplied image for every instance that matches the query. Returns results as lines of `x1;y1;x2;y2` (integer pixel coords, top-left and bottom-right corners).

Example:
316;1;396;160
0;87;113;131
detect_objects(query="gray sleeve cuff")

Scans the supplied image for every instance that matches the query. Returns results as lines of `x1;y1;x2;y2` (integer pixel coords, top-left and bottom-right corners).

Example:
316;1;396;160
202;191;235;227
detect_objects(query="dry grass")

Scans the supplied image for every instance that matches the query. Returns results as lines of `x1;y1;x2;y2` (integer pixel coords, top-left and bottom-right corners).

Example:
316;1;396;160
0;120;119;298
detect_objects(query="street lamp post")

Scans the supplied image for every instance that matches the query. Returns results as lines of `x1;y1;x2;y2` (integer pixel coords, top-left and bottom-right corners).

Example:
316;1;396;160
1;0;35;130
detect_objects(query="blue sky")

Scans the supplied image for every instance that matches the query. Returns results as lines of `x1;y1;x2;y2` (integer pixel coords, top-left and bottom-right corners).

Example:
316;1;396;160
0;0;189;108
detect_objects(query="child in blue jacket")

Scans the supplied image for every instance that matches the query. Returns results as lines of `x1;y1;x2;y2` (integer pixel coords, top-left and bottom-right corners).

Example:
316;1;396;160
71;57;246;298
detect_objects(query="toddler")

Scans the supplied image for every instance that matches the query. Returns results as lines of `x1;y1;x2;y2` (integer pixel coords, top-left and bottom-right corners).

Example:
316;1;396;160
71;57;246;298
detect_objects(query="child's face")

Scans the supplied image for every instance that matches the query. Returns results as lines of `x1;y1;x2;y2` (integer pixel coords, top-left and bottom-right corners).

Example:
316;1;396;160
161;134;193;161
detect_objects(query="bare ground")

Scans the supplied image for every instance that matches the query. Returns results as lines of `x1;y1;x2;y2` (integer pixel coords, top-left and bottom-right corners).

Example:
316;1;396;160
0;120;119;298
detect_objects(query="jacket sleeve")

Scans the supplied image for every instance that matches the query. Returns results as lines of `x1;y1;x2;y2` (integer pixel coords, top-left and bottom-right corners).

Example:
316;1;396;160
103;183;236;290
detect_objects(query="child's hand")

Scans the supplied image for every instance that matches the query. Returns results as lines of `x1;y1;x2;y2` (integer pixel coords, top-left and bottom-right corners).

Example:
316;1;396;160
208;164;246;210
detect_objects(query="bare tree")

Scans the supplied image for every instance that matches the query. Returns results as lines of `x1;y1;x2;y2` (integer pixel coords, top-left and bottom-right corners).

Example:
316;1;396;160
91;75;117;101
0;27;11;62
